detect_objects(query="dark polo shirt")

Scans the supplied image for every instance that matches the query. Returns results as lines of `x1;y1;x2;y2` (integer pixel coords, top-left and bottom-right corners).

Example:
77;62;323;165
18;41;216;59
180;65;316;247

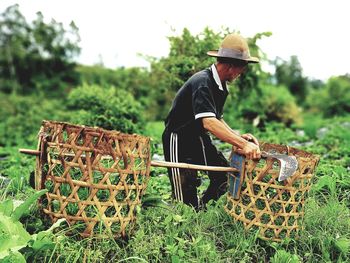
164;64;229;137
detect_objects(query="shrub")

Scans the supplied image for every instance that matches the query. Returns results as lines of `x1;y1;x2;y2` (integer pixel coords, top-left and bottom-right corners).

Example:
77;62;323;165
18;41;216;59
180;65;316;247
306;75;350;117
0;93;70;146
67;83;145;134
225;84;302;128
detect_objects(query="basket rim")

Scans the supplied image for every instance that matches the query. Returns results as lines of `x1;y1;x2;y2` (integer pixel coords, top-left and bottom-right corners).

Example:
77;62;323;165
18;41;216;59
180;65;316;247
260;142;320;162
41;120;150;141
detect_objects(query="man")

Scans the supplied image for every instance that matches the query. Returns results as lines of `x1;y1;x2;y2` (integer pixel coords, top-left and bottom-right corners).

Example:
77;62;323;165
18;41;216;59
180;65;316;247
162;33;261;210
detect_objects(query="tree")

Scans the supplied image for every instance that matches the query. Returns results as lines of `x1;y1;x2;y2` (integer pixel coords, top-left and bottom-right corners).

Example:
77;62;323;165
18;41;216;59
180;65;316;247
0;4;81;95
273;55;308;104
77;65;152;101
145;28;225;119
146;28;272;121
0;4;28;94
306;74;350;116
147;28;225;119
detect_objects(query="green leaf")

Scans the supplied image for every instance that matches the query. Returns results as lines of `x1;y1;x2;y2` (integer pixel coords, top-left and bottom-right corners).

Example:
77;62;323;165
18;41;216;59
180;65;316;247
11;189;47;221
334;237;350;254
1;251;26;263
31;232;55;252
171;255;180;263
271;250;300;263
0;213;31;260
0;200;14;217
173;215;184;222
178;249;185;257
164;215;172;225
314;175;336;194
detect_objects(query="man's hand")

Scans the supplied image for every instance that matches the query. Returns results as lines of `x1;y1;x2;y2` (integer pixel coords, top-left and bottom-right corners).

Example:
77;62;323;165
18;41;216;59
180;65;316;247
241;133;259;146
202;117;260;159
238;133;260;159
236;141;261;160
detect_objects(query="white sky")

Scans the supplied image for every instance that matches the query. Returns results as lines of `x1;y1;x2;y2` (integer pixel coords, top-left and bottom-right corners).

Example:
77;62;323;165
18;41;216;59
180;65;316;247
1;0;350;81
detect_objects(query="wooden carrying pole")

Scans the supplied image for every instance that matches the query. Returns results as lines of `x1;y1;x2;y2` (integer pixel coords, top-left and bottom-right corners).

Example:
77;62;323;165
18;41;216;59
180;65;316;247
150;160;237;172
19;148;238;173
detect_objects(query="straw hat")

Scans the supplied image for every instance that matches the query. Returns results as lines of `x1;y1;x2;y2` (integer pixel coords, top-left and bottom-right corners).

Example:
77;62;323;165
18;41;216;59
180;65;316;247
207;33;259;63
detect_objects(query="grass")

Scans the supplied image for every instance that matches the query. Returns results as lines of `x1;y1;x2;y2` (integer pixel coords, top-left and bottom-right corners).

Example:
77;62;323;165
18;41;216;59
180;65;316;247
1;115;350;262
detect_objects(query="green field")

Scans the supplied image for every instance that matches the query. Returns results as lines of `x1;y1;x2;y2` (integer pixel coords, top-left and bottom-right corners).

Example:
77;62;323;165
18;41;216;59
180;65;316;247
1;115;350;262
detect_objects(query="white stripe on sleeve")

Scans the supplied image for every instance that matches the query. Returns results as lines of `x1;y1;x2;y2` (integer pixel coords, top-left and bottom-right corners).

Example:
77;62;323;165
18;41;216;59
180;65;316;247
194;112;216;119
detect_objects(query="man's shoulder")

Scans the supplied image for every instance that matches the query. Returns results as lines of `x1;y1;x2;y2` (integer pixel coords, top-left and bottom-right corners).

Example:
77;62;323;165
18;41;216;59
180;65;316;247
191;68;211;80
188;68;212;86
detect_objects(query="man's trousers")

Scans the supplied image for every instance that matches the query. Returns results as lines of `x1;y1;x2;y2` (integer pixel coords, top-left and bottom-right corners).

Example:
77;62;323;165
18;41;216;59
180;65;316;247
162;129;228;209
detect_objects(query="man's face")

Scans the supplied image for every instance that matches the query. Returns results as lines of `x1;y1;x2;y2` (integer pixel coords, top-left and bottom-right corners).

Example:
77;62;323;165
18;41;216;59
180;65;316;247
226;62;248;82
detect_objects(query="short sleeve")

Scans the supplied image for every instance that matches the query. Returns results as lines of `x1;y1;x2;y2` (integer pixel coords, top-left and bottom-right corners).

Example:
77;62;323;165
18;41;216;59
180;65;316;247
192;86;216;120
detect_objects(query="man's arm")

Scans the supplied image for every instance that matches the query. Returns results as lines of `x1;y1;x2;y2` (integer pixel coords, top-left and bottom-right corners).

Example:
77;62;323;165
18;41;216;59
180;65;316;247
202;117;260;159
220;118;240;136
220;119;259;146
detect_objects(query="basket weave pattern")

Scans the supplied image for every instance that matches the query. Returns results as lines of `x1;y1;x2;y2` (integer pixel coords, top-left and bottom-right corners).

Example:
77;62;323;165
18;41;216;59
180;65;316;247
225;143;319;241
36;121;151;237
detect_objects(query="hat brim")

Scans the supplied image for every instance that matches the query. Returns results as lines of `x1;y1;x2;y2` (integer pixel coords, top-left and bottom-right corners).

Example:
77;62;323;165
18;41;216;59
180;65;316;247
207;50;259;63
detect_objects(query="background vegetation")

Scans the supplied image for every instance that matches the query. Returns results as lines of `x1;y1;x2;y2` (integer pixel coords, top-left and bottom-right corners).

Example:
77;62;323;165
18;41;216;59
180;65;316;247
1;4;349;262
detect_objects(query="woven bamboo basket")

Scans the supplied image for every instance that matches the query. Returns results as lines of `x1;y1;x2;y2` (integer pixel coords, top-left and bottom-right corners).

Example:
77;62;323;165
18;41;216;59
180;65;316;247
225;143;319;242
35;120;151;238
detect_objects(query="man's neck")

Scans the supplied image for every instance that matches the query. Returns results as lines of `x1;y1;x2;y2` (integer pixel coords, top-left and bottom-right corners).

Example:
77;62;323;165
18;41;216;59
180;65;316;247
215;62;227;82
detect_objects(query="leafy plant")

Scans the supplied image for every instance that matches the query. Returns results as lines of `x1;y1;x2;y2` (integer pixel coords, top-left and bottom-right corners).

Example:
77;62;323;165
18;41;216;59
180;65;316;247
270;249;300;263
334;237;350;255
0;189;59;261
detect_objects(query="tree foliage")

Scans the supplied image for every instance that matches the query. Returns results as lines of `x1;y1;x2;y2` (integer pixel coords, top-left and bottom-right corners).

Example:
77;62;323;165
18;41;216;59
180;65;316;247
273;55;308;103
228;84;302;127
76;65;153;116
0;4;80;95
147;28;224;119
147;28;273;121
306;74;350;116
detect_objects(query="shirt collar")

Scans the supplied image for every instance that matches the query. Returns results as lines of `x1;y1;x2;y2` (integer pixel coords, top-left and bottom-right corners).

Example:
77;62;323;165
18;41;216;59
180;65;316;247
211;64;225;91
